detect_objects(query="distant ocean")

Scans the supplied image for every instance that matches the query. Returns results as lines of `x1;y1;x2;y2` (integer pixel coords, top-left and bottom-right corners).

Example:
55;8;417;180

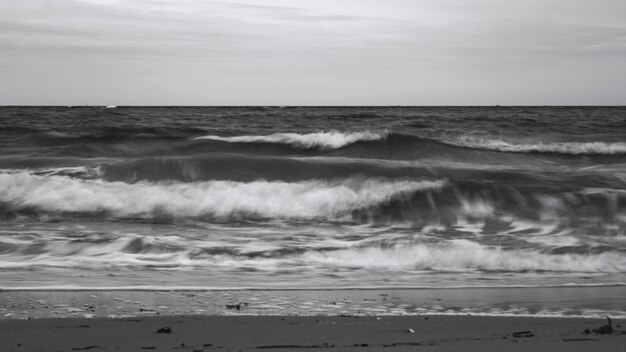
1;106;625;292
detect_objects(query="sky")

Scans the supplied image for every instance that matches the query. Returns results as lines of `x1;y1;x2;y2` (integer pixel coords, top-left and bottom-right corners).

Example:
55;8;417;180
0;0;625;105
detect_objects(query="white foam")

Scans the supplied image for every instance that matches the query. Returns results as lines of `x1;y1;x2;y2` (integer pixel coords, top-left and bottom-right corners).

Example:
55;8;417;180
442;136;626;155
194;131;386;150
0;172;444;220
5;238;624;277
299;239;626;273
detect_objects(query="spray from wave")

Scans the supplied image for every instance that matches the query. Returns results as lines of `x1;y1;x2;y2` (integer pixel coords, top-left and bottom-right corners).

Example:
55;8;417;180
0;172;445;220
194;131;387;150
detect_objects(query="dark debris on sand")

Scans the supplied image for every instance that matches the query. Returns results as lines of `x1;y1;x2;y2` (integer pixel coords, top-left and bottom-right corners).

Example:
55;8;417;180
225;302;249;310
512;330;534;338
584;317;614;335
156;326;172;334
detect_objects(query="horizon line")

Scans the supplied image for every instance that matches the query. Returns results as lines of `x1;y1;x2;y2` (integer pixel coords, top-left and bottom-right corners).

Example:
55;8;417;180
1;104;625;108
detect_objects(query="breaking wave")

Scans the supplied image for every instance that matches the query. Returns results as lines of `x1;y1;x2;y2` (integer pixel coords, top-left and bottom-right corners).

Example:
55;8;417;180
191;132;626;158
301;240;626;273
0;172;445;220
441;136;626;155
4;236;624;274
194;131;387;150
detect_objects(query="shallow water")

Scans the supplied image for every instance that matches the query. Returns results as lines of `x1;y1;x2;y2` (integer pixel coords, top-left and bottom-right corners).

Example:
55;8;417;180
2;287;625;319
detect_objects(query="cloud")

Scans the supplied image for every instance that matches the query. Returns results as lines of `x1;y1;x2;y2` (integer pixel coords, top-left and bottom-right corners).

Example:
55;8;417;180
0;0;393;58
0;0;624;105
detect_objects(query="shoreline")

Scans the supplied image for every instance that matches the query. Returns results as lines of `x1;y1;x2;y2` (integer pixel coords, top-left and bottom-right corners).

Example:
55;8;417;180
2;286;625;319
3;282;626;291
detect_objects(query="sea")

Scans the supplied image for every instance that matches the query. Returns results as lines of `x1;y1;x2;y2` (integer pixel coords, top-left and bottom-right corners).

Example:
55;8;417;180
1;106;625;317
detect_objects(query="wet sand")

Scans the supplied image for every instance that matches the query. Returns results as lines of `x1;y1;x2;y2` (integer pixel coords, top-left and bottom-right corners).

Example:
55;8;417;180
1;315;624;351
1;289;625;351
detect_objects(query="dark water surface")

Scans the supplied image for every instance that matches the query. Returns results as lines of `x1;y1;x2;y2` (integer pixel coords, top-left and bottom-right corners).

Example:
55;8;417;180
0;106;625;292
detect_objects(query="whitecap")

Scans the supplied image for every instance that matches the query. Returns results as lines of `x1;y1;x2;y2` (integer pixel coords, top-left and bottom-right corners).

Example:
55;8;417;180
298;239;626;273
0;172;444;220
194;131;387;150
441;136;626;155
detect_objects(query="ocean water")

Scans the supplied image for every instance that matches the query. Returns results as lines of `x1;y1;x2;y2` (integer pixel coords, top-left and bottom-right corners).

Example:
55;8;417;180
0;106;625;291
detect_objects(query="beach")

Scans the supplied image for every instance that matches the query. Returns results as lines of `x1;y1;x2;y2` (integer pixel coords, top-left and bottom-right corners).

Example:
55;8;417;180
1;310;624;351
1;288;625;351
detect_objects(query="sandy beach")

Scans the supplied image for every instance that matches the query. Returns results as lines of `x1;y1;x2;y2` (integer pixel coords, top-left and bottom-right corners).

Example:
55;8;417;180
1;314;624;352
1;289;625;351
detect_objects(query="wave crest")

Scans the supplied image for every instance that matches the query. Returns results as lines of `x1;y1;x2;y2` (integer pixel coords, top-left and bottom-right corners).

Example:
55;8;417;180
194;131;386;150
0;173;445;220
442;136;626;155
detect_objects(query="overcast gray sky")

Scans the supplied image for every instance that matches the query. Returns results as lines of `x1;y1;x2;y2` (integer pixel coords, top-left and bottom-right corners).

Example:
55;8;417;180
1;0;624;105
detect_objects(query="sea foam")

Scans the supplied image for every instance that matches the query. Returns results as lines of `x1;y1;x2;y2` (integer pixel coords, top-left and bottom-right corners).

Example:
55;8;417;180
0;172;444;220
194;131;386;150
